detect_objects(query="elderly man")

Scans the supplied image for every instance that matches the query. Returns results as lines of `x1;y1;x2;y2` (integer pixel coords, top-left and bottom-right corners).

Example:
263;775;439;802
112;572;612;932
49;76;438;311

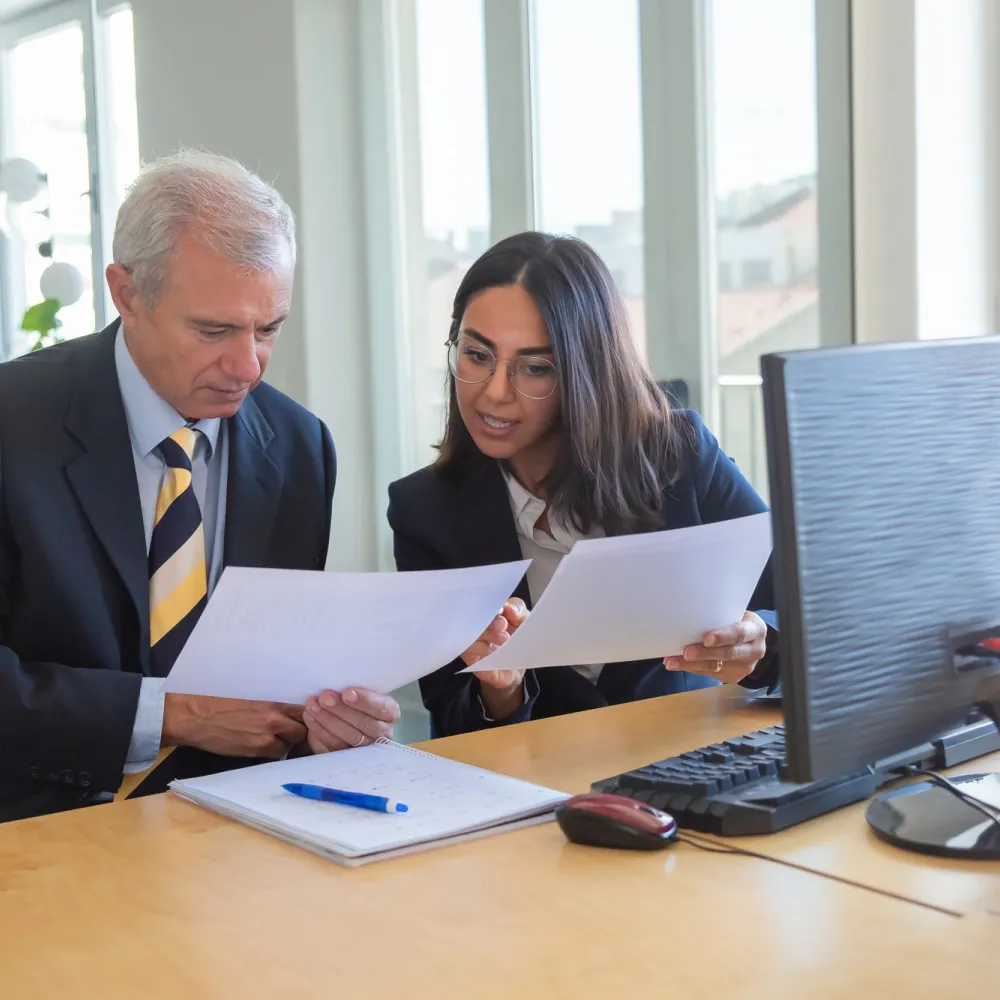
0;151;399;822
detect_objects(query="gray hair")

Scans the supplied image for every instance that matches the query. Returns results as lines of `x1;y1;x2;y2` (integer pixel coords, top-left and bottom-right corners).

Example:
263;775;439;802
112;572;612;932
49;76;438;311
112;150;297;305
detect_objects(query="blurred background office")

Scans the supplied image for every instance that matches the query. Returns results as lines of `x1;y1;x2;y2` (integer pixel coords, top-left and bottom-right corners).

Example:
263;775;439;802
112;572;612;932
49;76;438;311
1;0;998;739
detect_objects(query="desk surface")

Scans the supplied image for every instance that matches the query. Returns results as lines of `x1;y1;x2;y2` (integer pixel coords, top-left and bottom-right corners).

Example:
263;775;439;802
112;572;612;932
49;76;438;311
1;687;997;999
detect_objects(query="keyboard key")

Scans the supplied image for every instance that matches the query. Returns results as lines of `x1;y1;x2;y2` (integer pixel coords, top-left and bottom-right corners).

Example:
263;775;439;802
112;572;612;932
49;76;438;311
686;779;720;796
657;778;696;793
599;721;880;836
687;797;713;813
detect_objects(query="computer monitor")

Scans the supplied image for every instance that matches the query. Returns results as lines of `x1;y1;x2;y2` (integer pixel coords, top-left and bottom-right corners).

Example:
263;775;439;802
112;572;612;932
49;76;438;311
762;336;1000;856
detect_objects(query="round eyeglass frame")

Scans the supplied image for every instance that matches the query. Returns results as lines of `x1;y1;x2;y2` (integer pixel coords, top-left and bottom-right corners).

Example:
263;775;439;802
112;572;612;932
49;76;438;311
446;338;558;400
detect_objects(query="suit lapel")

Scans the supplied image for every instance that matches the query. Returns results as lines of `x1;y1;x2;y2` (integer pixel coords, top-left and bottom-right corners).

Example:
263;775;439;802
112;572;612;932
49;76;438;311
456;462;531;607
223;392;284;568
64;323;151;671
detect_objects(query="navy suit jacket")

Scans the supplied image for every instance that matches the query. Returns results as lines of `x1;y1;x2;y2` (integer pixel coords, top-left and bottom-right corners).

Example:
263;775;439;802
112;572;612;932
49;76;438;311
388;411;777;738
0;323;336;822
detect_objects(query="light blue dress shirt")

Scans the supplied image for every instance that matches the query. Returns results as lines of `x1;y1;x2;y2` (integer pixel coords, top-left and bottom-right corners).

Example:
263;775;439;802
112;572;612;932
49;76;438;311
114;329;230;772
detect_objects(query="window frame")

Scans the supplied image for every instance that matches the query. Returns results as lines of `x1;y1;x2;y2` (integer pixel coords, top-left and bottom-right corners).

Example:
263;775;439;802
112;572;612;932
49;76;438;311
0;0;132;359
359;0;856;531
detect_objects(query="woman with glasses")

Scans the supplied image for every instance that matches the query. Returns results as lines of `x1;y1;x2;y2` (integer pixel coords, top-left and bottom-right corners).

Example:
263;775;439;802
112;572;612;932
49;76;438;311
387;231;777;737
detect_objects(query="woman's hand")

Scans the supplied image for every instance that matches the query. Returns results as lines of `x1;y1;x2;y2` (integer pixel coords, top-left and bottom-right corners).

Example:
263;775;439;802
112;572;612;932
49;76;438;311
461;598;528;718
664;611;768;685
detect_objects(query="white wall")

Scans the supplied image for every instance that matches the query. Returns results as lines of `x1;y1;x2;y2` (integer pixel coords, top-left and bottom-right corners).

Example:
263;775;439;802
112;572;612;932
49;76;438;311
129;0;429;740
915;0;997;340
851;0;1000;344
129;0;378;572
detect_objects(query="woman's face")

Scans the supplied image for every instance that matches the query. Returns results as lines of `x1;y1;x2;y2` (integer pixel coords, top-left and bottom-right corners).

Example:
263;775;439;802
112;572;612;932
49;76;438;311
454;284;562;478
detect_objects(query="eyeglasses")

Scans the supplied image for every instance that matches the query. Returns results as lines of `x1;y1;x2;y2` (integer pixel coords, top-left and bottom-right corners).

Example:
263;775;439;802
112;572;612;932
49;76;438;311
447;337;558;400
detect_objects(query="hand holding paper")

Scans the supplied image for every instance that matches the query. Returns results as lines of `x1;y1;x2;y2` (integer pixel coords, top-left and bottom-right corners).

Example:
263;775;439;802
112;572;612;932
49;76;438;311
666;609;770;684
463;598;531;719
303;688;401;753
461;512;773;675
163;514;771;705
164;561;531;704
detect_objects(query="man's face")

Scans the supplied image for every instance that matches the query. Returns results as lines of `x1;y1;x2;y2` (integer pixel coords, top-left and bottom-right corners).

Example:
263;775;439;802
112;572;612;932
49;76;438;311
107;227;294;420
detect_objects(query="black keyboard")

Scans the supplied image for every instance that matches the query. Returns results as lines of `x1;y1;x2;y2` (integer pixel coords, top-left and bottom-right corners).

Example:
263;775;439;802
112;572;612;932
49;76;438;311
592;717;1000;836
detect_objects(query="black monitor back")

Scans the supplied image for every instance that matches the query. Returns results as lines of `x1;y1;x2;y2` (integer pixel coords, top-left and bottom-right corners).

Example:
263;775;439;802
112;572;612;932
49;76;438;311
761;337;1000;782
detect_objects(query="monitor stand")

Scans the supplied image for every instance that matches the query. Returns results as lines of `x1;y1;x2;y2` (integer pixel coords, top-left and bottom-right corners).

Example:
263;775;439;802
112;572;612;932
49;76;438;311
866;772;1000;860
866;683;1000;860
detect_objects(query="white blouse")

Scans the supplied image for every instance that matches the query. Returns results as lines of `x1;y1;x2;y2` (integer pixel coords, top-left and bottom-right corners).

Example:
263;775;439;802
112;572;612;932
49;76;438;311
504;470;606;684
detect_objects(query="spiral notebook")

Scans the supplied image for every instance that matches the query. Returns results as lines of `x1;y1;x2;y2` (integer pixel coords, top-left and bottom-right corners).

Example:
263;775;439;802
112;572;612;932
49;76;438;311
170;740;570;867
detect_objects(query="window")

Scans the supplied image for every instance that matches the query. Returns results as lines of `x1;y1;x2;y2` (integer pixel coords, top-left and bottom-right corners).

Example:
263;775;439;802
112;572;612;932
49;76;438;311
740;259;774;288
711;0;822;495
386;0;853;506
531;0;645;356
410;0;490;469
0;2;139;359
3;20;93;350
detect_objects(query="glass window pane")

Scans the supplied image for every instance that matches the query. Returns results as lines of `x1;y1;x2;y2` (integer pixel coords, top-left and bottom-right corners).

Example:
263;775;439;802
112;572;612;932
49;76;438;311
5;22;95;350
105;8;141;217
531;0;645;357
411;0;490;469
712;0;820;496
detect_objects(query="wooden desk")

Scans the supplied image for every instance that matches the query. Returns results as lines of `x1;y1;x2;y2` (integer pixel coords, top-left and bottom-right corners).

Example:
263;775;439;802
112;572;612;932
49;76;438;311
423;686;1000;920
719;753;1000;919
0;688;996;999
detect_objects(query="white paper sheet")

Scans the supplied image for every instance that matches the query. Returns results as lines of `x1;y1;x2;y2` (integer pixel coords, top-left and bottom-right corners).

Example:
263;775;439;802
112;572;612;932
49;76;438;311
461;512;772;672
164;561;529;703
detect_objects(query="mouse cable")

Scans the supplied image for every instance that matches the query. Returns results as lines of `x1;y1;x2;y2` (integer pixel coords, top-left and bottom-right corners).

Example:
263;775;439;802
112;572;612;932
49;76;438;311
673;830;962;917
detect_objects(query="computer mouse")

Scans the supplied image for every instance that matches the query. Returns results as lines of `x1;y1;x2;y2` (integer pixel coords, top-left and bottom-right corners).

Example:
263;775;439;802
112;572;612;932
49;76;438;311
555;793;678;851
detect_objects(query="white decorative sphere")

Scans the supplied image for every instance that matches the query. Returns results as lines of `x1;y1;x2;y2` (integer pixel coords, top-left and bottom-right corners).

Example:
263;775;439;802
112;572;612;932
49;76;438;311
0;157;44;203
40;261;86;306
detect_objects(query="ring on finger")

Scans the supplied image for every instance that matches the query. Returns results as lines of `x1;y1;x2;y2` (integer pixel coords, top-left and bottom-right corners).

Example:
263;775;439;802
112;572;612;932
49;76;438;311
713;661;723;673
352;731;366;748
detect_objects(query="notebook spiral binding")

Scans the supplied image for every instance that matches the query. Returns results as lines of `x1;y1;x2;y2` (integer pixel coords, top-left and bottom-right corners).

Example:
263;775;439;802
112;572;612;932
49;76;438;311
374;737;439;761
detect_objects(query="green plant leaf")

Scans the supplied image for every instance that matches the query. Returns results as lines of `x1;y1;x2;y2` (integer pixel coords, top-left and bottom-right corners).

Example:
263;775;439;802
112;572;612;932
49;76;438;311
20;298;63;333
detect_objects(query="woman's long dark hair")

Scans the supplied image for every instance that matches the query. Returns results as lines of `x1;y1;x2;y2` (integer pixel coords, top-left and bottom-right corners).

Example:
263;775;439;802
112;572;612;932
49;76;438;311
435;231;685;534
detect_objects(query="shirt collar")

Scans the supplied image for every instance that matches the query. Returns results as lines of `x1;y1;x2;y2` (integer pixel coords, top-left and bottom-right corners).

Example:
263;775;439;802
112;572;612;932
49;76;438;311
502;466;582;553
503;467;545;531
114;326;221;460
502;464;605;550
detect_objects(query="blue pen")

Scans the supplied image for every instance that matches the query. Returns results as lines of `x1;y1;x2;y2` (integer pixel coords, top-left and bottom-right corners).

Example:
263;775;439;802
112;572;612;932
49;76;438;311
282;783;409;814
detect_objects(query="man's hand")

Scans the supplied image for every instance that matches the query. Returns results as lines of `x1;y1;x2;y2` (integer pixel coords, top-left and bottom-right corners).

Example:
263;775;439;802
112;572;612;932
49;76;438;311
303;688;401;753
162;694;306;757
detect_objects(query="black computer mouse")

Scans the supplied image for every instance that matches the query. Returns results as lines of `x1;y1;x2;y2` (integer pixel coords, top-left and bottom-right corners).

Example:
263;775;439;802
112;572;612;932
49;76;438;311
556;793;678;851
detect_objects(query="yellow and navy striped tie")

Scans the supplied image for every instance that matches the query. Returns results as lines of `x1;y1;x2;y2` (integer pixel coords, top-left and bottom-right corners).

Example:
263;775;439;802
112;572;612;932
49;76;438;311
149;426;207;676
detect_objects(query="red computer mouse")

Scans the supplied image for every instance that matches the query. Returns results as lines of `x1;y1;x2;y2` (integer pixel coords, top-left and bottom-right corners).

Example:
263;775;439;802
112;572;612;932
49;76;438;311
555;793;678;851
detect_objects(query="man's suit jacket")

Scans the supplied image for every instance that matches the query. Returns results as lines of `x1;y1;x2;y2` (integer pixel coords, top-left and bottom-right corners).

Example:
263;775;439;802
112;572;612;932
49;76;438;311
0;323;336;822
388;410;777;738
